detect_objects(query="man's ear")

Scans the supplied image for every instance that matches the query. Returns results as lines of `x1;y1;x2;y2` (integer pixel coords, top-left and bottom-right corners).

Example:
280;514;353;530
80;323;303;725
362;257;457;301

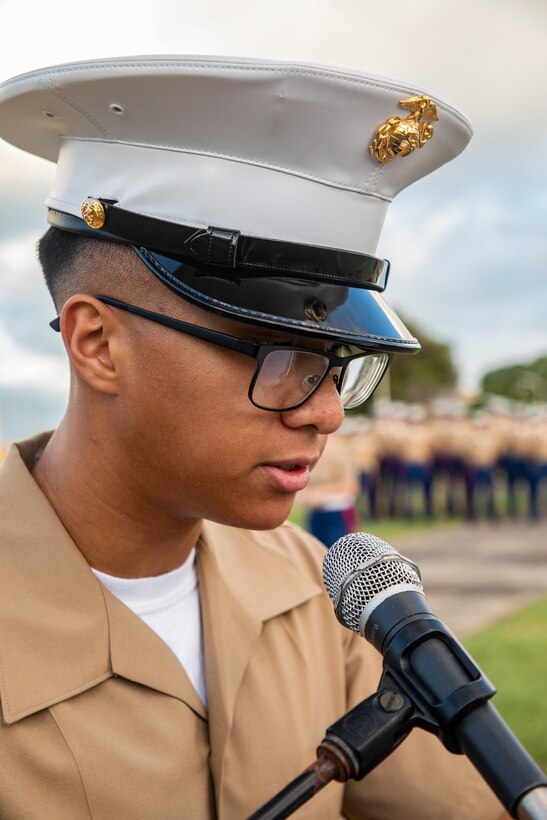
59;295;121;395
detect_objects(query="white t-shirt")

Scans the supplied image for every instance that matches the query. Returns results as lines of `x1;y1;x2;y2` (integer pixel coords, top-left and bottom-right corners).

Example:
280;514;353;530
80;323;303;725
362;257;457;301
91;548;207;706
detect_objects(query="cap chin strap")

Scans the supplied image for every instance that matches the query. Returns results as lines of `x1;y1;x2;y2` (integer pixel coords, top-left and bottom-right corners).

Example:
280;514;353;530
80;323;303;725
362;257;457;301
47;203;390;292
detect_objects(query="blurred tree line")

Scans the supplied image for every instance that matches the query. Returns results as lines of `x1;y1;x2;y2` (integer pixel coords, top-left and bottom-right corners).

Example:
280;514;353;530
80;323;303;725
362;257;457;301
481;356;547;403
384;316;457;403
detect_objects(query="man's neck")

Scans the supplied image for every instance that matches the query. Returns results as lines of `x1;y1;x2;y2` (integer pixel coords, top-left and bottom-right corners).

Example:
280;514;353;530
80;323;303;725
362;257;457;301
31;425;202;578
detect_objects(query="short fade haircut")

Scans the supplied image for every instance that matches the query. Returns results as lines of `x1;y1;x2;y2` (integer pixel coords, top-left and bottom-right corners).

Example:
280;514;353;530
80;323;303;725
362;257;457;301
38;227;123;311
37;227;158;313
38;227;85;309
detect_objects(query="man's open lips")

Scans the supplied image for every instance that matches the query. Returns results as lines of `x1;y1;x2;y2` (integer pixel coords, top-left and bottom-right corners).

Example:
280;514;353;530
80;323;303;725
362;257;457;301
260;461;313;492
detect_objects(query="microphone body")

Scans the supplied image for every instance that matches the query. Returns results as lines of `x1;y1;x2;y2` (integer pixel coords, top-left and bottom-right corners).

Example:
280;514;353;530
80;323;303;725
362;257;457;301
323;533;547;818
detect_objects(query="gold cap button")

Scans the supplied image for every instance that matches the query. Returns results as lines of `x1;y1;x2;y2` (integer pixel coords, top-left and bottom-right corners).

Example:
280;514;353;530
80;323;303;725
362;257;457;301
81;197;106;229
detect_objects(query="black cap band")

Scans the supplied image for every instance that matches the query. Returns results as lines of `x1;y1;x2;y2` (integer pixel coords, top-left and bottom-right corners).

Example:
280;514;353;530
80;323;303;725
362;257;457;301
47;203;390;292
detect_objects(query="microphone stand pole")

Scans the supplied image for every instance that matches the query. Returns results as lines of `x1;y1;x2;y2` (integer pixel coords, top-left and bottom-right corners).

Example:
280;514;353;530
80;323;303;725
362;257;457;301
245;756;340;820
247;684;415;820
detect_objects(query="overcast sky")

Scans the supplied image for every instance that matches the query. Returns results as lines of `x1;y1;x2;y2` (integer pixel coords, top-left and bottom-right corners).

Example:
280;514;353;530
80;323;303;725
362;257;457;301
1;0;546;441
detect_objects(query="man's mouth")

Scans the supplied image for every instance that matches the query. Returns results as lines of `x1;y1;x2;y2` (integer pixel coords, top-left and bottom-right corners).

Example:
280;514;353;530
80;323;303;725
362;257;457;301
260;460;314;492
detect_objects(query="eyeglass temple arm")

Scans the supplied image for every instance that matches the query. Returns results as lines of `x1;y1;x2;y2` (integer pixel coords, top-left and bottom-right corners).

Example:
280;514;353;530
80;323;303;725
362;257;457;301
49;295;259;358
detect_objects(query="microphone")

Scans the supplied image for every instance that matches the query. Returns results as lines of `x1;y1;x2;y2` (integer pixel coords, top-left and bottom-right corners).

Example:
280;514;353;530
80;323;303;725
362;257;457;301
322;532;547;820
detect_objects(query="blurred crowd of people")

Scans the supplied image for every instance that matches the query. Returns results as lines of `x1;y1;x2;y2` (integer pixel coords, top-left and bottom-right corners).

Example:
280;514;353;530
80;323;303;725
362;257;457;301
298;397;547;546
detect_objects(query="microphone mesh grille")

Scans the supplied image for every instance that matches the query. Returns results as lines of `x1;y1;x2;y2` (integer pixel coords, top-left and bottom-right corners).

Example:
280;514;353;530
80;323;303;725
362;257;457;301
322;532;423;633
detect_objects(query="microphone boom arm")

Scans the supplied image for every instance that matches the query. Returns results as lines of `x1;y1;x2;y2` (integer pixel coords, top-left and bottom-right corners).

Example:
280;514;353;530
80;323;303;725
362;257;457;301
247;651;547;820
247;683;416;820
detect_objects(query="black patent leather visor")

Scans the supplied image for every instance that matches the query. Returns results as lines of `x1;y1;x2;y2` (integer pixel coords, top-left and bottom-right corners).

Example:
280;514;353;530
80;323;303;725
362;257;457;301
135;247;420;353
47;206;419;353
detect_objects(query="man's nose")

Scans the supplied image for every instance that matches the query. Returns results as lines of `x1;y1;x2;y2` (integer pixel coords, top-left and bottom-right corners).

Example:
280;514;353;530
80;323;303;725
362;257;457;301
281;372;345;433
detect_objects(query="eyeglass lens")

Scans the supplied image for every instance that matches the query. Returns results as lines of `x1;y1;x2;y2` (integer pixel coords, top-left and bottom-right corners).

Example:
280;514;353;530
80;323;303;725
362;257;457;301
251;349;389;411
252;350;332;410
339;354;389;409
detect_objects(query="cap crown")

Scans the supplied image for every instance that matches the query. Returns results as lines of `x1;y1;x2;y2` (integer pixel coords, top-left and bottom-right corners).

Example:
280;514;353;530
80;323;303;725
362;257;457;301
0;55;471;255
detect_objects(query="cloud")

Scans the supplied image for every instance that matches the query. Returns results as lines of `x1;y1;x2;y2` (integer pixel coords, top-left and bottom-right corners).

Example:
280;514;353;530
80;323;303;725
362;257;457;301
0;232;68;410
0;231;63;353
0;321;69;390
0;384;66;443
1;0;546;132
377;136;547;389
0;234;68;439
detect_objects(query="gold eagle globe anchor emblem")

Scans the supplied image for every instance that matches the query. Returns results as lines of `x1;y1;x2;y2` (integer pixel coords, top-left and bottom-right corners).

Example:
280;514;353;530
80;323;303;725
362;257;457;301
370;96;439;164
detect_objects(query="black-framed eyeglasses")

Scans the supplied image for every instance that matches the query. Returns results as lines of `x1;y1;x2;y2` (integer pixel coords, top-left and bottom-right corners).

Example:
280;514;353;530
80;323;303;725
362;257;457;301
50;295;390;412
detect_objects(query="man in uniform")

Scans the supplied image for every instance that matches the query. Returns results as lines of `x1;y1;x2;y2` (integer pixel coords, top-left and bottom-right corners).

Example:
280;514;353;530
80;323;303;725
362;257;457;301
399;403;435;519
0;56;506;818
298;429;360;546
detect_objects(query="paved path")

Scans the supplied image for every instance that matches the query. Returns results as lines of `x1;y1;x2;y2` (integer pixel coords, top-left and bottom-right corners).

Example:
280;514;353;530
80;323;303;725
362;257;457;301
389;520;547;637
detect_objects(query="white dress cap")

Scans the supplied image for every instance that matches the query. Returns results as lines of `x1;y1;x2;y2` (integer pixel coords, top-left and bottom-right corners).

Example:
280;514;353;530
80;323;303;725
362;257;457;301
0;56;472;351
0;54;471;256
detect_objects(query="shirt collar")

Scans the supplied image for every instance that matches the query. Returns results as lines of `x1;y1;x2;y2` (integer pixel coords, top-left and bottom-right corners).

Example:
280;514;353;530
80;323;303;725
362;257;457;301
0;435;321;725
0;435;112;723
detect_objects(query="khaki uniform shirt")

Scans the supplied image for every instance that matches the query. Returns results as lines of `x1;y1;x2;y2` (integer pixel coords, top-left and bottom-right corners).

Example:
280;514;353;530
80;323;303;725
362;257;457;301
0;435;502;819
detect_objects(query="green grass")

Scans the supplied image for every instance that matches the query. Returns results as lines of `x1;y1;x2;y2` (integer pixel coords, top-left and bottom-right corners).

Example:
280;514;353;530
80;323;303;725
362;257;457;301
466;597;547;771
351;516;459;544
289;502;458;544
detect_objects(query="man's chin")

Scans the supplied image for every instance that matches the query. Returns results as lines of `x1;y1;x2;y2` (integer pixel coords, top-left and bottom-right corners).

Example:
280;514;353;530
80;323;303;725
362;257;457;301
211;500;296;532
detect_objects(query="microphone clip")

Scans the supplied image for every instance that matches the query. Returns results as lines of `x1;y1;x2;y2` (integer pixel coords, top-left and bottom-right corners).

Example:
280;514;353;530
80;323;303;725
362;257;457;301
317;679;416;782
